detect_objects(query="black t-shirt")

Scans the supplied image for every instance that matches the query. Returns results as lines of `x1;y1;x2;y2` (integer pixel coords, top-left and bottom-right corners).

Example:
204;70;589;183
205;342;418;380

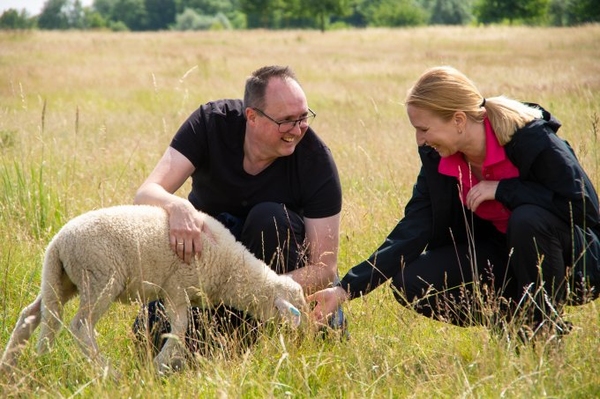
170;99;342;219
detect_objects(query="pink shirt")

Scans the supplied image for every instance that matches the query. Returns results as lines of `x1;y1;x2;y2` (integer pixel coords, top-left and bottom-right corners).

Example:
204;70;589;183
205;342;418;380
438;118;519;233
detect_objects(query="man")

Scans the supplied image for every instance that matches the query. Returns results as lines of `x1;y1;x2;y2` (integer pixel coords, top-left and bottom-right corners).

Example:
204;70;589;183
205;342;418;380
133;65;345;355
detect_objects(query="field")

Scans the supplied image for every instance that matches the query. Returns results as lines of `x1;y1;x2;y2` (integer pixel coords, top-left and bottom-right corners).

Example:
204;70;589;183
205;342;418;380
1;25;600;397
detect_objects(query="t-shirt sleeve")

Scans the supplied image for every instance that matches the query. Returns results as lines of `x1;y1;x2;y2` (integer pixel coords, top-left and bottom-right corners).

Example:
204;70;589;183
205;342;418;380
170;106;209;168
301;144;342;218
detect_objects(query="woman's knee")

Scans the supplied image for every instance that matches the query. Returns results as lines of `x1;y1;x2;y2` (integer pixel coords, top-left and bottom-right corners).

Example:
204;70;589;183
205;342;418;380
507;205;556;239
390;267;429;306
507;205;571;256
390;272;439;319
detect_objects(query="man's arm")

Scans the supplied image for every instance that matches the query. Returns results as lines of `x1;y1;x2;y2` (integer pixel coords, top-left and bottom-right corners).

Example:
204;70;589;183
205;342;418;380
286;213;340;295
135;147;210;263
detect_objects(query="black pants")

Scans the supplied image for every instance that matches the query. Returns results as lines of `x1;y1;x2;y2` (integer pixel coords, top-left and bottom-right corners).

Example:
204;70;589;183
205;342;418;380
132;202;306;356
391;204;598;327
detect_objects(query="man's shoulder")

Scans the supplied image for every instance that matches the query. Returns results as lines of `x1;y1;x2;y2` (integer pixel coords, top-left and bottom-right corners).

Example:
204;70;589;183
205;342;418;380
297;128;330;153
201;99;245;118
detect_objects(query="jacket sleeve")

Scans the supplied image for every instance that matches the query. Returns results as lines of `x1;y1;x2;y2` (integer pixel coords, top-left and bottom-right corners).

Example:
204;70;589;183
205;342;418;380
340;165;433;299
496;122;600;228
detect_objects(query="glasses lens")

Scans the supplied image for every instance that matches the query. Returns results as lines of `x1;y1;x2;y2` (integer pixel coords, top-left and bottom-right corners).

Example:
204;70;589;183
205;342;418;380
304;113;315;126
277;112;315;133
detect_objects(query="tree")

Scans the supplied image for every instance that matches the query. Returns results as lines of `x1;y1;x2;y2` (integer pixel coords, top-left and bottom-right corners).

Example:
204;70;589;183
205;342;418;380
173;7;232;29
177;0;243;28
474;0;551;25
179;0;234;15
145;0;176;30
239;0;280;28
112;0;148;30
429;0;473;25
568;0;600;24
297;0;351;32
38;0;70;29
93;0;118;16
66;0;86;29
37;0;88;29
363;0;427;27
0;9;35;29
333;0;368;27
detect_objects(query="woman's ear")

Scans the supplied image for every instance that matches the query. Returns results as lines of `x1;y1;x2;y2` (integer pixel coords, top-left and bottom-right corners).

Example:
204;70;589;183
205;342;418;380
453;111;467;130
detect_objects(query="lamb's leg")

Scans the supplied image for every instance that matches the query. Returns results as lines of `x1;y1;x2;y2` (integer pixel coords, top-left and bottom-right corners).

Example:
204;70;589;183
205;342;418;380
69;290;115;370
154;301;188;374
0;295;43;374
37;264;77;355
37;289;66;355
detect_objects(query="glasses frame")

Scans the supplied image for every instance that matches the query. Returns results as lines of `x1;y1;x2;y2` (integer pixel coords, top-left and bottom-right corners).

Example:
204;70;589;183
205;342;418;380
252;107;316;133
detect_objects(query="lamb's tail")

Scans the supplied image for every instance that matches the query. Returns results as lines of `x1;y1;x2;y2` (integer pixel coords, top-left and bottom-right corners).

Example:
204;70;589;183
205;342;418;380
0;294;43;375
37;240;73;355
0;238;71;375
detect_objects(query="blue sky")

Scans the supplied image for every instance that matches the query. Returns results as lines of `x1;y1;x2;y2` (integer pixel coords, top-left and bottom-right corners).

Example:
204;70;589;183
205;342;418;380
1;0;93;16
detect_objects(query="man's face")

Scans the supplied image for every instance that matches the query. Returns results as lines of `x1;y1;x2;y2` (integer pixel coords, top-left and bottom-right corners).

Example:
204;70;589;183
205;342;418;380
247;77;311;158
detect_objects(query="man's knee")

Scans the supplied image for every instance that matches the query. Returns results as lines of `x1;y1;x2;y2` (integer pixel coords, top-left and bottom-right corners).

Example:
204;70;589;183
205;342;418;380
241;202;305;273
243;202;289;234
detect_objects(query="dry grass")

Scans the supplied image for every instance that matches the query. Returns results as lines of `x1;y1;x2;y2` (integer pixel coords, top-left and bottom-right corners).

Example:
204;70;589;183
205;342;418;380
1;26;600;397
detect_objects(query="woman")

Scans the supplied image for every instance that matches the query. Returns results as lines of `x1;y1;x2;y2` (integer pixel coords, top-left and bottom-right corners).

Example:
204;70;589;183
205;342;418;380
309;66;600;341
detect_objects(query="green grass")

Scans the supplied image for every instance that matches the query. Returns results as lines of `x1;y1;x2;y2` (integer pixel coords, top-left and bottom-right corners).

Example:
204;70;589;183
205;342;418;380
1;26;600;397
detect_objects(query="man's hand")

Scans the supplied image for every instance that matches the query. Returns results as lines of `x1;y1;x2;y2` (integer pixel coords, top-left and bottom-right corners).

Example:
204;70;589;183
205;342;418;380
168;204;216;264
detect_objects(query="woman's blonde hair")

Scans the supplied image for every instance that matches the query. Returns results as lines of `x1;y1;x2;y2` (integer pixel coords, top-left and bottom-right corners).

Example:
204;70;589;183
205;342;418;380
405;66;542;145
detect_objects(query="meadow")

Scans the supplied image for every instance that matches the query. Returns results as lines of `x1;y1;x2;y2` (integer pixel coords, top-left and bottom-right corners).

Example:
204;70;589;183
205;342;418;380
1;25;600;397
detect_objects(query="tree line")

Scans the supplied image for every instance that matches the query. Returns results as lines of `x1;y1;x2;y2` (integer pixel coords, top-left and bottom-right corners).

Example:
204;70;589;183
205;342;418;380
1;0;599;31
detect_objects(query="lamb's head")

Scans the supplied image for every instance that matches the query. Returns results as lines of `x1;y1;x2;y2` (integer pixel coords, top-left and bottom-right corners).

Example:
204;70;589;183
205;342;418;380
265;275;307;328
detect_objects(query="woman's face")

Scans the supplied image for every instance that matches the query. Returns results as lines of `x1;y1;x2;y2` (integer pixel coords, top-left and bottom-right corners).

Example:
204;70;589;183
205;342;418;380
407;104;460;157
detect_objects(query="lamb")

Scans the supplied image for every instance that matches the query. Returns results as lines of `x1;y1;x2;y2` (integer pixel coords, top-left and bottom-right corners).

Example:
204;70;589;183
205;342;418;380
0;204;306;375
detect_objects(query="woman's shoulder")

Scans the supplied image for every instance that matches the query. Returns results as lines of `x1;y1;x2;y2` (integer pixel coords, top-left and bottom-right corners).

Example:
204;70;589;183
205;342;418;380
508;105;561;147
504;107;568;172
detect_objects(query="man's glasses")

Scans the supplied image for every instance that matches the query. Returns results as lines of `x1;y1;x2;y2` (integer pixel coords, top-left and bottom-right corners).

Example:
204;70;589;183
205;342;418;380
253;107;316;133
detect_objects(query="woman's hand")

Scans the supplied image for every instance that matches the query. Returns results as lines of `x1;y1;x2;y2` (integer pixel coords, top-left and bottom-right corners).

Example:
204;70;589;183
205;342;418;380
306;286;349;326
466;180;499;211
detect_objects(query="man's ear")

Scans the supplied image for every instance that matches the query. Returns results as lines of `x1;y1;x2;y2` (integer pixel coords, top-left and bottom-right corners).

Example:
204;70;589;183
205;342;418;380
246;107;257;124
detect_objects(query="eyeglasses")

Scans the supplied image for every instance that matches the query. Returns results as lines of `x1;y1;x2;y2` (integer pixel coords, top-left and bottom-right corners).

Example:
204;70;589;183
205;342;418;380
252;107;316;133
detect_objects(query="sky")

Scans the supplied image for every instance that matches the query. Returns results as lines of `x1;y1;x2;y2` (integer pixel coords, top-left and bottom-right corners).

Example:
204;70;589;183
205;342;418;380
1;0;94;16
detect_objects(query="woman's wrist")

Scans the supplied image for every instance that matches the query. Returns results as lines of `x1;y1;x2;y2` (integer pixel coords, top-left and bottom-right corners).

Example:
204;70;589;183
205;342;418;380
334;285;350;304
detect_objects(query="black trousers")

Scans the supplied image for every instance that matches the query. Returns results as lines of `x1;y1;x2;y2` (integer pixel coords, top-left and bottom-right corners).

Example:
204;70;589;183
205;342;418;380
391;204;598;327
132;202;306;356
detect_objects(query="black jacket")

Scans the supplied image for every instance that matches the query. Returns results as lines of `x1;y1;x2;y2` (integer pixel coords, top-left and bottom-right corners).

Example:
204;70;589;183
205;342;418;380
340;105;600;298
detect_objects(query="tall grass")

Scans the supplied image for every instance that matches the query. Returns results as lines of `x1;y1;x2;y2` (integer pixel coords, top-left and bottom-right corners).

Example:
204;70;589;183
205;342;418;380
1;26;600;397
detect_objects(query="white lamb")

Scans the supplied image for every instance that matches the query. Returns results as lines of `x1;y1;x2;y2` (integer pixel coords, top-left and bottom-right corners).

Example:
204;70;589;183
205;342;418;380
0;204;306;375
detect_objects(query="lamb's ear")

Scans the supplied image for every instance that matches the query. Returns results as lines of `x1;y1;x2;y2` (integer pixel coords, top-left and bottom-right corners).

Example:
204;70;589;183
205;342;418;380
274;297;301;328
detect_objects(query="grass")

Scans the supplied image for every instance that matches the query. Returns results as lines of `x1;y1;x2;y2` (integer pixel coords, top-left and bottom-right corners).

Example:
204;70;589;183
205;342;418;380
1;25;600;397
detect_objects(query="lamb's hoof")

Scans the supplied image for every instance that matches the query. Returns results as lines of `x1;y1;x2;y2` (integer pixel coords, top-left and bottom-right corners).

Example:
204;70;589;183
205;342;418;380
154;355;186;376
100;365;122;382
0;363;18;382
